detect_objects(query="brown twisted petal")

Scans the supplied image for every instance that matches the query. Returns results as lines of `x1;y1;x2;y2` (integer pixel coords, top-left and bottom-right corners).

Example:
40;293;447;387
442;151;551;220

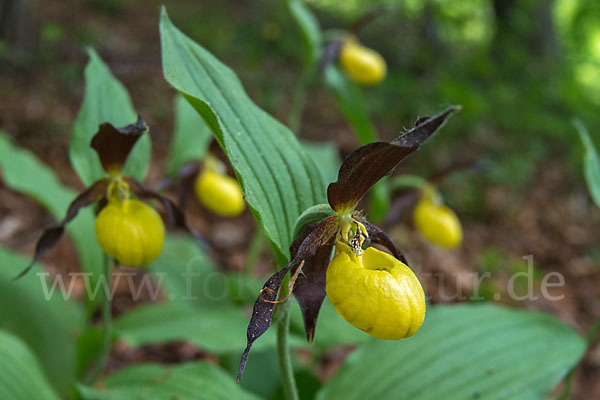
237;215;337;383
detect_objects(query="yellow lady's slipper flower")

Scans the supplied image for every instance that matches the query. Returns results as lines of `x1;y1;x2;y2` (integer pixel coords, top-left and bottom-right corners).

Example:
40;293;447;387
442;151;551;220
326;240;426;340
195;164;245;217
339;39;387;86
95;198;165;267
413;198;462;248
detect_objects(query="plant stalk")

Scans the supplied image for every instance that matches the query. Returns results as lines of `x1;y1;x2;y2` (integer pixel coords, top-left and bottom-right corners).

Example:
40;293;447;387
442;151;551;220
289;67;311;135
277;300;299;400
557;315;600;400
85;256;113;383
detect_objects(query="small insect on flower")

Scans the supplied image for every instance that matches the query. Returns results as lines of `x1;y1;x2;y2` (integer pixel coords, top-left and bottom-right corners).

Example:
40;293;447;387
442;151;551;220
339;37;387;86
237;106;460;382
195;156;245;217
413;186;462;248
15;117;199;278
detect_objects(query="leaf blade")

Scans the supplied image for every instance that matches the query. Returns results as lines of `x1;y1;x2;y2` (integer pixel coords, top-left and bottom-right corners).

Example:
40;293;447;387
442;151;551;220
317;304;586;400
574;119;600;209
0;247;84;396
70;48;150;186
0;132;105;295
78;361;260;400
160;8;326;260
0;330;61;400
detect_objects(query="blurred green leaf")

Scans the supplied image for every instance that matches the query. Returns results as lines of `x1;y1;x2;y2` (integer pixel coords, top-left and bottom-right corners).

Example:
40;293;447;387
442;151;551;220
0;247;84;397
300;140;341;184
78;361;260;400
160;7;326;262
113;302;282;354
0;131;104;299
0;330;61;400
70;48;151;186
574;119;600;209
222;349;281;399
324;65;377;145
287;0;322;67
317;304;586;400
147;236;229;307
166;95;212;176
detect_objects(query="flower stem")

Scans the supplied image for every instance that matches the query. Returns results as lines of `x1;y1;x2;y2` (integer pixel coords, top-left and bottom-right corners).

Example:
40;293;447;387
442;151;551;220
243;229;266;276
557;315;600;400
85;255;113;383
288;67;310;135
277;299;299;400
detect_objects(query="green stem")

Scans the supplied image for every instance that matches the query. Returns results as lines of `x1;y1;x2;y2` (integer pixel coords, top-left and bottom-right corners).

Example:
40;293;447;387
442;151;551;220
85;256;113;384
277;300;299;400
557;315;600;400
289;67;311;134
243;229;266;276
389;175;429;192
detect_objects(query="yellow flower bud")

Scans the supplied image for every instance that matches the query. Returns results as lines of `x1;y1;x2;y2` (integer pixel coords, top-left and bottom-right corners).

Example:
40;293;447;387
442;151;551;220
326;241;426;340
413;199;462;248
195;170;245;217
95;199;165;267
339;40;387;86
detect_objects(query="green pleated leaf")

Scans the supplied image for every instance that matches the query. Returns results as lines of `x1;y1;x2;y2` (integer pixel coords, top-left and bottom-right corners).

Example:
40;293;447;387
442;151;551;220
324;65;377;145
70;48;150;186
0;132;104;297
574;119;600;209
317;304;586;400
113;302;285;354
78;361;260;400
0;330;61;400
0;247;84;395
287;0;322;67
166;95;212;176
160;7;326;261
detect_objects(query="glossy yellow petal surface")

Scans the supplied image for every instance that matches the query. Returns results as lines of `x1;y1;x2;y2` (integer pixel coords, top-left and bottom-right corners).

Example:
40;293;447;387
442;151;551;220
195;171;245;217
326;243;426;340
95;199;165;267
339;41;387;86
413;200;463;248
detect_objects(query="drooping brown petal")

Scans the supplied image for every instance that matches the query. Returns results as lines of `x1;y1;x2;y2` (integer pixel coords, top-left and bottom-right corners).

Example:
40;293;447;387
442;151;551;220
124;177;204;245
237;215;338;382
14;179;109;280
90;116;148;174
359;217;409;266
327;106;459;213
237;260;295;384
289;219;336;343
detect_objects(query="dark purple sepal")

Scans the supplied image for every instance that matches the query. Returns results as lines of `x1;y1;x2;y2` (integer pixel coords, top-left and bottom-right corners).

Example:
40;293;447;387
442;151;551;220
327;106;459;213
90;116;148;174
14;178;109;280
